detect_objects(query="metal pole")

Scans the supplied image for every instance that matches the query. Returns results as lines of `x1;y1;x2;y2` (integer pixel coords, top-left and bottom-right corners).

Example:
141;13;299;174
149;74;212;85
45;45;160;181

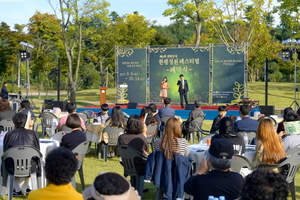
265;58;268;106
18;59;20;87
57;58;61;101
26;58;29;97
294;51;297;110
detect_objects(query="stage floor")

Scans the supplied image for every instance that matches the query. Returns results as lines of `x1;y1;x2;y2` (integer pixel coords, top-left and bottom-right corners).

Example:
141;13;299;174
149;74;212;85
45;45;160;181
77;104;241;120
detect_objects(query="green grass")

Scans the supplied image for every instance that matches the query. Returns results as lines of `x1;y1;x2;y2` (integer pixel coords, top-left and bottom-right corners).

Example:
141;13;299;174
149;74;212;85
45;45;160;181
5;82;300;200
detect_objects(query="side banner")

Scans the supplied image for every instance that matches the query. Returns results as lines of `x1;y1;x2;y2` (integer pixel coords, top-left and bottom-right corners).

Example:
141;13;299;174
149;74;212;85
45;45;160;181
149;47;210;103
117;48;147;104
212;46;245;104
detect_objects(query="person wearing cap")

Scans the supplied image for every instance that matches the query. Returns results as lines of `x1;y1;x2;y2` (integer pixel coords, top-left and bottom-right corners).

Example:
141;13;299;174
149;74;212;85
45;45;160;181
27;147;83;200
83;172;140;200
184;139;244;200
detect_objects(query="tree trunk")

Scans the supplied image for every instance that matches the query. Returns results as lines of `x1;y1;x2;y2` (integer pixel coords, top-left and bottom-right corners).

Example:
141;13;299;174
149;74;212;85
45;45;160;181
195;22;202;46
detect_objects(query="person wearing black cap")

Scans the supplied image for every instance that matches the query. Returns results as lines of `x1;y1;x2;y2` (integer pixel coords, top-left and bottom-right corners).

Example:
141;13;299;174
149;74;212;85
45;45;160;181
184;139;244;200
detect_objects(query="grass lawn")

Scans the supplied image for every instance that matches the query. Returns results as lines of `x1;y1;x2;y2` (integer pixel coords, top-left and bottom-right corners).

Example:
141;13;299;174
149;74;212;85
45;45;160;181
5;82;300;200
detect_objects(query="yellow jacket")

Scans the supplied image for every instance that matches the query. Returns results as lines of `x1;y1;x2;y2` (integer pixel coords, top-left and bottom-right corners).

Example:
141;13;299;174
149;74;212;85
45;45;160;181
27;183;83;200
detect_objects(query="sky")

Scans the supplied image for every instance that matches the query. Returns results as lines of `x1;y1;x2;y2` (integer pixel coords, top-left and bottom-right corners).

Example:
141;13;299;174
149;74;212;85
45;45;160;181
0;0;172;29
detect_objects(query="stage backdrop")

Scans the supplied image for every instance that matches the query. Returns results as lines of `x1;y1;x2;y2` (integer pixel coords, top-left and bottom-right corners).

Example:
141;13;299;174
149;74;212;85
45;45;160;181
212;46;245;104
116;48;147;104
149;47;210;103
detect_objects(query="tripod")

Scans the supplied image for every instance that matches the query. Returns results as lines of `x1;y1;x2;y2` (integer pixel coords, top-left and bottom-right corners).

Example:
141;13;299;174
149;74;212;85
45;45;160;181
290;87;300;110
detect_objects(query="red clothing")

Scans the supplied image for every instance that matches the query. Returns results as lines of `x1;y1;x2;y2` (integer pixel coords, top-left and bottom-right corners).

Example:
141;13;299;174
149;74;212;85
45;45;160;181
57;114;86;130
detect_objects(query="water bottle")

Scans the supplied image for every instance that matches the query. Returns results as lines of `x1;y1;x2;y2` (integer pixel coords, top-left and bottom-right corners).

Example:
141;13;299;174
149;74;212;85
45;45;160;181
208;196;214;200
244;133;248;145
219;196;225;200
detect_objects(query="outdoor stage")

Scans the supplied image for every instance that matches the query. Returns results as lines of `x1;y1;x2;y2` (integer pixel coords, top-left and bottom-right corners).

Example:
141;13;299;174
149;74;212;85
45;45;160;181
77;104;241;120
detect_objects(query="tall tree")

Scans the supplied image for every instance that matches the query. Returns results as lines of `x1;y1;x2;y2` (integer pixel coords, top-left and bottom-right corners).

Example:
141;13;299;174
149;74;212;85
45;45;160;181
163;0;214;45
49;0;110;102
27;12;62;97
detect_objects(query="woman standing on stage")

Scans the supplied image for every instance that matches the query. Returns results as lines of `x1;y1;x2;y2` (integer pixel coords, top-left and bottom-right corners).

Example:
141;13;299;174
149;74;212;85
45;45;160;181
159;77;169;104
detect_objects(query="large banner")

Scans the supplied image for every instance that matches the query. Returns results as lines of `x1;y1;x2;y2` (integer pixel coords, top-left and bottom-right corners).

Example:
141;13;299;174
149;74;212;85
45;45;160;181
212;46;245;104
117;48;147;104
149;47;210;103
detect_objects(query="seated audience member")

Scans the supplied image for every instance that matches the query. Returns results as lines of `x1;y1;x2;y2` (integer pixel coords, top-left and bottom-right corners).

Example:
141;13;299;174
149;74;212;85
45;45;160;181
0;99;11;125
83;172;140;200
118;115;148;175
210;105;227;133
148;103;160;124
158;97;175;118
94;103;110;124
57;102;86;131
240;168;288;200
4;113;40;196
27;147;83;200
297;107;300;117
234;105;258;132
277;107;295;134
281;112;300;151
184;139;244;200
212;117;245;155
154;116;189;157
253;118;287;172
105;106;126;129
183;100;205;135
19;100;36;121
60;114;87;151
0;99;15;121
140;107;156;126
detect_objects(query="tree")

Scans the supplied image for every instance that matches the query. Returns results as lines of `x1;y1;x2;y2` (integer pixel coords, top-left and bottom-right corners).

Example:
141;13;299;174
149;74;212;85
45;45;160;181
27;12;62;97
49;0;110;102
0;22;31;89
163;0;214;45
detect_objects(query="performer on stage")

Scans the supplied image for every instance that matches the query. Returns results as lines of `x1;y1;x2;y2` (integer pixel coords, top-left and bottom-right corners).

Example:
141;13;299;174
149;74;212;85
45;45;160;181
159;77;169;104
177;74;189;108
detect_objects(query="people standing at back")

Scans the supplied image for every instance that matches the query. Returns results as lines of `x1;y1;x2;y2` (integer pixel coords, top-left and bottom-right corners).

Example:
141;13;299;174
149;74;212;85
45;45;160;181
212;117;245;155
158;97;175;118
94;103;110;124
57;102;86;131
0;99;15;121
1;82;8;99
253;118;287;172
210;106;228;133
234;105;258;132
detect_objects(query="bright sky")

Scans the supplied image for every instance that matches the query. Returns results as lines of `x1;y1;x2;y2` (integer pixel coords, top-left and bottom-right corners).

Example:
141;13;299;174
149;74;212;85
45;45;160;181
0;0;172;29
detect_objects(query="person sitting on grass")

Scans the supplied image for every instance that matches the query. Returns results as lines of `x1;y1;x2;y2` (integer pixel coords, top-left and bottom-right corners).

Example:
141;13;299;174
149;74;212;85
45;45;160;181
83;172;140;200
27;147;83;200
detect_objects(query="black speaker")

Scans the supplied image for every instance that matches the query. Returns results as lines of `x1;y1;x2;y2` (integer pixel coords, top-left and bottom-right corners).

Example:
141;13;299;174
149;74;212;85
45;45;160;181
127;102;138;109
185;104;195;110
259;106;275;116
52;101;68;111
